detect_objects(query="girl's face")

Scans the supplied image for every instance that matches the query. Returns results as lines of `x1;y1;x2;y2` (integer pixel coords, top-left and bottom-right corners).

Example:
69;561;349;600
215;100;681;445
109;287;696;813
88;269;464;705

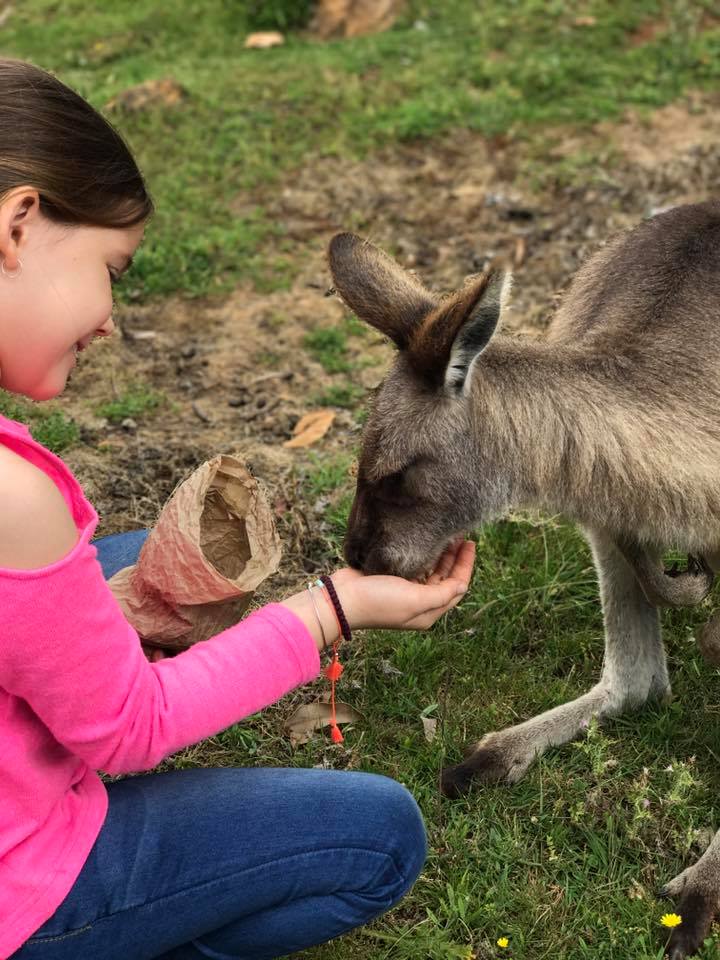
0;213;143;400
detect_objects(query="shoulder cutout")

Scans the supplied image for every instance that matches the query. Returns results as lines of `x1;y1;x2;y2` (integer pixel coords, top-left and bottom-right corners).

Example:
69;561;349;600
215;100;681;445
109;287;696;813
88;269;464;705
0;443;79;570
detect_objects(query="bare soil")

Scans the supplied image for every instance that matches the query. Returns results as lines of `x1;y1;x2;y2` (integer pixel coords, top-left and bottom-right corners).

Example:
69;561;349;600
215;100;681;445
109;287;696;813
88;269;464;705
60;90;720;597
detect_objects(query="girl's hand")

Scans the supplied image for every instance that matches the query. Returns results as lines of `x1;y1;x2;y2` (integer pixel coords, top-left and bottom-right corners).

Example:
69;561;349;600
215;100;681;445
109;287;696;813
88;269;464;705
333;539;475;631
280;540;475;651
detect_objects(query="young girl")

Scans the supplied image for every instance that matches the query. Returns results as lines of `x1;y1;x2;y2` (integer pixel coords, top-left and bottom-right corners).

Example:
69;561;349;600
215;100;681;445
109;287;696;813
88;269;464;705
0;59;475;960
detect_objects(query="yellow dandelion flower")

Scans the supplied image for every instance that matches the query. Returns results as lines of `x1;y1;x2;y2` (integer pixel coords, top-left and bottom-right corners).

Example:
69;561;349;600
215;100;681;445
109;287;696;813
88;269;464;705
497;936;510;948
660;913;682;928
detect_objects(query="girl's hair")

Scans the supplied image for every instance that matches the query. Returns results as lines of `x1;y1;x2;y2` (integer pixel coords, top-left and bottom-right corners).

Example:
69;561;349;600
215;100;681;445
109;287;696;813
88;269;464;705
0;58;153;228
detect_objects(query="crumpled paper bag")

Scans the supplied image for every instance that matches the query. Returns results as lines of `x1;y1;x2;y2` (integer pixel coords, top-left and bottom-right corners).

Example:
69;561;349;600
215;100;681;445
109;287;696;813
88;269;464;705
108;454;281;652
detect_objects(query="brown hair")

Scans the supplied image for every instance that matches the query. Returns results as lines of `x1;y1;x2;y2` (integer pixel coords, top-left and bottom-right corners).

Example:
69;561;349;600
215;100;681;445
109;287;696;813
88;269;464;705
0;58;153;228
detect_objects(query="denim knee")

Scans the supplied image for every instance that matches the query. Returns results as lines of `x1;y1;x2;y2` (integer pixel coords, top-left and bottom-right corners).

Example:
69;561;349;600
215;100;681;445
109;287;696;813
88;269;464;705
361;774;428;902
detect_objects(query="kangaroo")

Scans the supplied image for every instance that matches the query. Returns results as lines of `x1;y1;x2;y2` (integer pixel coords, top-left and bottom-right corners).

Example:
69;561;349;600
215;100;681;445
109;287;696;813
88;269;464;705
328;200;720;960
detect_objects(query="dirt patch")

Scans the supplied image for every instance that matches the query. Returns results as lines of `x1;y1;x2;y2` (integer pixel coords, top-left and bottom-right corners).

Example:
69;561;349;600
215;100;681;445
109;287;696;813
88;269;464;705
626;17;668;47
60;91;720;595
604;93;720;170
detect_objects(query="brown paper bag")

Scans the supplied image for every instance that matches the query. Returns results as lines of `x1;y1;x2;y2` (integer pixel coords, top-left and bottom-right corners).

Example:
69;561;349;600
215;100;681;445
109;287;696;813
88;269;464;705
108;454;282;652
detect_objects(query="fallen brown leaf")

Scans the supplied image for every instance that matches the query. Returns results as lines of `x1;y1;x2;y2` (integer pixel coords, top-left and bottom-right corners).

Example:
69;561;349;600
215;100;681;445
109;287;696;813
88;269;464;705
244;31;285;49
285;699;363;746
283;409;336;448
105;77;185;112
310;0;404;39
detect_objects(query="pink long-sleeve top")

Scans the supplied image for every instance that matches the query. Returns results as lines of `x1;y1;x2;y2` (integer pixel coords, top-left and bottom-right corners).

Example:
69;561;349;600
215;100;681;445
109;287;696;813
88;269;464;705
0;414;320;959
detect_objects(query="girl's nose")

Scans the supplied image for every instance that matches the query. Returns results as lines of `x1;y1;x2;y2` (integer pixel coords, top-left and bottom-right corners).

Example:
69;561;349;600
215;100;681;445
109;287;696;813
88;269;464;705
97;314;116;338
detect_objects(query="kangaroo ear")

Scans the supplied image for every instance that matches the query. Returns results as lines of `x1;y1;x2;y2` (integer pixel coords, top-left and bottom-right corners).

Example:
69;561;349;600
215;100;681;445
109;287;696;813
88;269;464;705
328;233;437;348
408;269;510;394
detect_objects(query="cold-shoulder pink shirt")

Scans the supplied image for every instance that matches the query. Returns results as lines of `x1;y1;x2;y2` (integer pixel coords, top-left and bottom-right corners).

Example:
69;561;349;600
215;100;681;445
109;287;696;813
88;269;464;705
0;414;320;958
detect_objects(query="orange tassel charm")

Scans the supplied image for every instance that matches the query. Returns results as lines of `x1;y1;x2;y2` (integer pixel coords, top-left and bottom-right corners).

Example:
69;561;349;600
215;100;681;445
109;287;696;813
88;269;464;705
315;576;350;745
326;643;343;743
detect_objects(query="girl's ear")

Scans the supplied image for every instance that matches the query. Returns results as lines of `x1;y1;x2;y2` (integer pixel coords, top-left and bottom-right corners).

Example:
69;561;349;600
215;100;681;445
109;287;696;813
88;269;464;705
0;188;41;271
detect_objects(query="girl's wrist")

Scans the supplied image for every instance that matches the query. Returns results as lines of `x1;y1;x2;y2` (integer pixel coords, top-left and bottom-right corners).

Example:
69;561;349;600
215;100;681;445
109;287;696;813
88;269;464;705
327;574;364;631
280;587;340;653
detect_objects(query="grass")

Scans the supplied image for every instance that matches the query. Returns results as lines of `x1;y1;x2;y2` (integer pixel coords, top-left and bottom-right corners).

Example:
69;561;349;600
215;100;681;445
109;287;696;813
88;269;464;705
4;3;720;957
0;391;79;453
0;1;717;299
95;384;164;423
313;383;365;409
303;327;352;373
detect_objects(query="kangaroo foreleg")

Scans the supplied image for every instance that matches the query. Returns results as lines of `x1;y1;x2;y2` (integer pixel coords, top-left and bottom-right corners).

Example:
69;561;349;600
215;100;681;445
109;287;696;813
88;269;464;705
618;539;714;608
441;528;670;797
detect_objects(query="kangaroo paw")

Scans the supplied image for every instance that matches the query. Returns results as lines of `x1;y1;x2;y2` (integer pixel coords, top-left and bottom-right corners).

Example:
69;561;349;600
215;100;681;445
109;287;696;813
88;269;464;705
665;889;717;959
660;854;720;959
441;733;534;797
698;610;720;667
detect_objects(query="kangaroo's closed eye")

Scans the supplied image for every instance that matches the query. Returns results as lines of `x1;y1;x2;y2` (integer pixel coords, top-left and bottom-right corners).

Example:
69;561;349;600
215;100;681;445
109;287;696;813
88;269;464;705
374;470;414;507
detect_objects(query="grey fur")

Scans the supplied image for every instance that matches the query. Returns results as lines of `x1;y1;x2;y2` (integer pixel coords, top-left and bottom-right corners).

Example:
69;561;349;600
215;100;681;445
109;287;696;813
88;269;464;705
328;200;720;959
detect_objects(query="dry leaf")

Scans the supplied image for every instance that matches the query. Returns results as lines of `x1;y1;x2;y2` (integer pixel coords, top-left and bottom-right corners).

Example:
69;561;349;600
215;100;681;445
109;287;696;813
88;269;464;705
421;716;438;743
105;77;185;112
285;699;363;746
450;183;486;201
284;409;335;448
573;15;596;26
244;31;285;49
310;0;404;39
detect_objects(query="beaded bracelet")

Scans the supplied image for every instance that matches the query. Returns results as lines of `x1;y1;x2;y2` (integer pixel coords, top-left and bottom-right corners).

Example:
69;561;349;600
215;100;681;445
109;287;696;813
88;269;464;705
319;575;352;644
314;578;342;643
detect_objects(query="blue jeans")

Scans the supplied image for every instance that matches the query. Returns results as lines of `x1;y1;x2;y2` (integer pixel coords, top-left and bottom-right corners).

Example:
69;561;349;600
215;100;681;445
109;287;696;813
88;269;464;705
11;532;427;960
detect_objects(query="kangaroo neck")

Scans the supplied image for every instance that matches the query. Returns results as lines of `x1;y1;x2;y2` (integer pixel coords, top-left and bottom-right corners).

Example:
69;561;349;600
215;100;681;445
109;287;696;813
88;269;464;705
470;335;631;519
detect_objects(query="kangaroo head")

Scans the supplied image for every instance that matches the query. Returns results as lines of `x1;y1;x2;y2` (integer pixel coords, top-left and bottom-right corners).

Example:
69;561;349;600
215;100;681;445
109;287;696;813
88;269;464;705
329;232;511;578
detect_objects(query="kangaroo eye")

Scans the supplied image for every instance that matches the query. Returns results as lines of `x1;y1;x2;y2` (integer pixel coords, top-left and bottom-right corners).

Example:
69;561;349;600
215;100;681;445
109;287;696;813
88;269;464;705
376;471;416;508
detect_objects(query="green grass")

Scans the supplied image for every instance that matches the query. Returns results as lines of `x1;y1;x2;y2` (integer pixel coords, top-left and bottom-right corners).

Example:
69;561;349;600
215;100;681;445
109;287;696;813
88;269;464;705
2;0;718;299
0;391;79;453
303;452;355;498
95;384;164;423
313;383;365;409
303;327;352;373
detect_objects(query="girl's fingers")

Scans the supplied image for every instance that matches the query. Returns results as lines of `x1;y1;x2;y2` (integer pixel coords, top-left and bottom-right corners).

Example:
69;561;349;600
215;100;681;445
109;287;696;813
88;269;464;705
447;539;475;586
413;571;467;616
427;538;464;584
405;592;464;629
